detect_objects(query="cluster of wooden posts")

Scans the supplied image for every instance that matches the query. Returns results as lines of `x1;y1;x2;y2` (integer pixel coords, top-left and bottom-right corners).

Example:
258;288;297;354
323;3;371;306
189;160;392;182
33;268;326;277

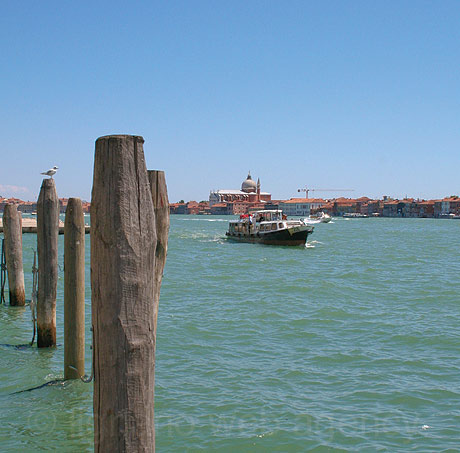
1;135;169;452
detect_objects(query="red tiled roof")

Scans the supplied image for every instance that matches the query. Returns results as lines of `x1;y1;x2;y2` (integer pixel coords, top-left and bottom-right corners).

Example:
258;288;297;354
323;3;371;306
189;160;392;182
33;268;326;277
384;201;399;205
281;198;325;204
336;200;357;205
281;198;308;203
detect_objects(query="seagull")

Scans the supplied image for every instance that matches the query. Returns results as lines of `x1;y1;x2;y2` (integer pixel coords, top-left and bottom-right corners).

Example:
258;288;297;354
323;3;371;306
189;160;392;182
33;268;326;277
41;166;58;178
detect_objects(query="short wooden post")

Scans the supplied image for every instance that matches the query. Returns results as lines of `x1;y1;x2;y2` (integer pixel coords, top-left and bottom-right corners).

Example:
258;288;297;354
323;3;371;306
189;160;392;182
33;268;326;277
37;178;59;347
2;204;25;306
147;170;170;338
64;198;85;379
91;135;156;452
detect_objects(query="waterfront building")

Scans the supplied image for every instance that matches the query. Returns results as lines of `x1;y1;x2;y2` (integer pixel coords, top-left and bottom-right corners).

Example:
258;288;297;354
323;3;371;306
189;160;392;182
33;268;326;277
263;200;281;210
209;203;229;215
209;172;271;207
278;198;325;216
186;201;210;215
226;200;250;215
319;198;359;216
18;201;38;213
334;198;358;216
364;199;383;216
440;197;460;216
417;200;435;218
185;201;199;214
59;198;69;213
169;202;187;214
0;197;23;211
382;199;400;217
0;197;90;214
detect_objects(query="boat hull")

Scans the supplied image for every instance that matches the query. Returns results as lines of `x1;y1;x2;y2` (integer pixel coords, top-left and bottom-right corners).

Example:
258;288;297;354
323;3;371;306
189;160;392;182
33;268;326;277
226;227;312;246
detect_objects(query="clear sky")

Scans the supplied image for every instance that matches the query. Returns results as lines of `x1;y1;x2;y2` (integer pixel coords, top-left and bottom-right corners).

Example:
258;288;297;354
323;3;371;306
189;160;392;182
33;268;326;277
1;1;459;203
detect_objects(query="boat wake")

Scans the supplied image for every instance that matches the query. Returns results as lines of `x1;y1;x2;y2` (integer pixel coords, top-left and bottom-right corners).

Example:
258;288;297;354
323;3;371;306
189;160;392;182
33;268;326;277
306;240;323;248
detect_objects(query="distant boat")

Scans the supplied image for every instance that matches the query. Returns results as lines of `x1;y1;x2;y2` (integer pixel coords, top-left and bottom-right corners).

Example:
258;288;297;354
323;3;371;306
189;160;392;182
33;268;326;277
226;210;314;246
306;211;331;223
343;213;369;218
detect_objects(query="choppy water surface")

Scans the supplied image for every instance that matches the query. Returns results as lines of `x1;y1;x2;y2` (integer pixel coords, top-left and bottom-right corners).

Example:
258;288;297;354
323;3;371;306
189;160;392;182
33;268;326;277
1;216;459;451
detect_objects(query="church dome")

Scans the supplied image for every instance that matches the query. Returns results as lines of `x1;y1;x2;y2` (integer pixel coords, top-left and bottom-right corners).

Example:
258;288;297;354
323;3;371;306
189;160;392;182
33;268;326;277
241;172;257;193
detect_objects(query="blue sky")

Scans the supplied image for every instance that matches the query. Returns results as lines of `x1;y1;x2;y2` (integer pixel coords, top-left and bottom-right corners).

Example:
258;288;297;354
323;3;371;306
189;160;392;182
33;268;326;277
1;1;459;202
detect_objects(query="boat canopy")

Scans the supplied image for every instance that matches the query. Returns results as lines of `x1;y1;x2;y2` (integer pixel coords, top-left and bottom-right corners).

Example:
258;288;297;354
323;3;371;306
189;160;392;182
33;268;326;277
250;210;283;222
231;210;286;224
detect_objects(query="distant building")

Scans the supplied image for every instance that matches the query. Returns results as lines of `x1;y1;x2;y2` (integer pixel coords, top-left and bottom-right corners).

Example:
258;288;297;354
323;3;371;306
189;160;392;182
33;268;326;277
278;198;325;216
226;201;250;215
320;197;359;216
186;201;210;215
82;201;91;213
209;203;229;215
60;198;69;214
440;197;460;216
169;202;187;214
18;201;37;213
417;200;435;218
209;172;271;207
383;199;400;217
0;197;90;214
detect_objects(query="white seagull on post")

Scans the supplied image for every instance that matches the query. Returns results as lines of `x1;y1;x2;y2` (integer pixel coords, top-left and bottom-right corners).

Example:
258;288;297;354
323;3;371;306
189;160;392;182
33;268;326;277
41;166;58;178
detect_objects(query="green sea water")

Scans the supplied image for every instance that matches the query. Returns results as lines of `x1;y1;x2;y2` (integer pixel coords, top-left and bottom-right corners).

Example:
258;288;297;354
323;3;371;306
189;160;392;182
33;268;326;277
1;216;459;452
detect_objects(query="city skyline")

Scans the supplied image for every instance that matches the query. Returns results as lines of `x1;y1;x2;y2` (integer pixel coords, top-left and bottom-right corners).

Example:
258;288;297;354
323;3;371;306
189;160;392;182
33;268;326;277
1;1;459;202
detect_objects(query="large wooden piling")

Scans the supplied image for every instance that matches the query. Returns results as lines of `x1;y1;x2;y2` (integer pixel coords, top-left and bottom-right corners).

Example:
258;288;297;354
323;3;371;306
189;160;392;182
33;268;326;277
91;135;157;452
64;198;85;379
147;170;170;338
37;178;59;347
2;204;25;306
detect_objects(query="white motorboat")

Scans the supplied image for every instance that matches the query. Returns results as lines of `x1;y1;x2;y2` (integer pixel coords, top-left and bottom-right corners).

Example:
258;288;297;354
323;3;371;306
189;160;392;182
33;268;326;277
306;211;331;223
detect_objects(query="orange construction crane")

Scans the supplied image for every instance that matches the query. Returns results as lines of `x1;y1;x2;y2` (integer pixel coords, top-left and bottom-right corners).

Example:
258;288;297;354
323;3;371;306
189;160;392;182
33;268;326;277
297;187;355;199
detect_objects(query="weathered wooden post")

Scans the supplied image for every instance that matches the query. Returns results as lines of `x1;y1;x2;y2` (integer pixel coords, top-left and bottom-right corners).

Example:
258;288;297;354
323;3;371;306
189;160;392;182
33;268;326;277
64;198;85;379
37;178;59;347
91;135;157;452
2;204;25;306
147;170;170;338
